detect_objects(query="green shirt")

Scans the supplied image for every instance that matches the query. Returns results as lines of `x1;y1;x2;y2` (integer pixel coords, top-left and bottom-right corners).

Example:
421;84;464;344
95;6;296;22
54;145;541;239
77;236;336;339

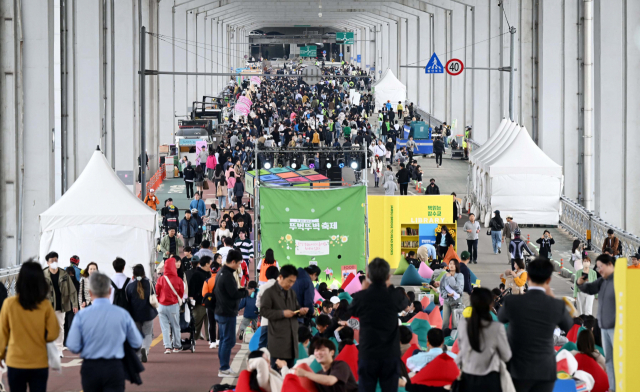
343;126;351;136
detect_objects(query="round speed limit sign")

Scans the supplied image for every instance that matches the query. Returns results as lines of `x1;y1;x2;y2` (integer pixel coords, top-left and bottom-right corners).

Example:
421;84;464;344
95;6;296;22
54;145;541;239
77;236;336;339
446;58;464;76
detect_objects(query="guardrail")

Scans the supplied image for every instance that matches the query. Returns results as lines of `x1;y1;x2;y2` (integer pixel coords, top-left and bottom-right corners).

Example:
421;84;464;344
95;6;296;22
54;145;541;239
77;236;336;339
0;265;22;296
467;138;482;150
137;164;166;198
559;196;640;256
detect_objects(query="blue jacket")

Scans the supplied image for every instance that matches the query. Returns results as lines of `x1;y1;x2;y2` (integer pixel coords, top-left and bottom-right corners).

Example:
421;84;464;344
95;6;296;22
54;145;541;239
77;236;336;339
179;217;199;239
238;291;258;319
291;268;314;309
189;199;206;217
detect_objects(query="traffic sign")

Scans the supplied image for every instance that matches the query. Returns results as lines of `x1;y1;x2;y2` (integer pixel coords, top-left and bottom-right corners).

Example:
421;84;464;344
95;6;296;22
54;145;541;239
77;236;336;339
446;58;464;76
336;32;354;45
339;53;343;57
425;52;444;74
357;54;361;63
300;45;317;57
323;50;326;55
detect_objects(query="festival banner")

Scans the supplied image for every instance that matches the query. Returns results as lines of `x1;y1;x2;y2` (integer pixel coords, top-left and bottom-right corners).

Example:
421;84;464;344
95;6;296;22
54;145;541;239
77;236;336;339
235;96;252;116
260;187;366;281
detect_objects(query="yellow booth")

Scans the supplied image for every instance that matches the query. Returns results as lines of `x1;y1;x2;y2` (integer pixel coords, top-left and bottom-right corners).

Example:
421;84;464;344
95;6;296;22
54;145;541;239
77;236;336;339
368;195;457;268
614;258;640;391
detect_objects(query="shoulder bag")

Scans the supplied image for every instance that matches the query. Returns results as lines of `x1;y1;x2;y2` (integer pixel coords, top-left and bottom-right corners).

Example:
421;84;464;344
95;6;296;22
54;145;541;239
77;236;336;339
164;276;183;306
149;280;159;309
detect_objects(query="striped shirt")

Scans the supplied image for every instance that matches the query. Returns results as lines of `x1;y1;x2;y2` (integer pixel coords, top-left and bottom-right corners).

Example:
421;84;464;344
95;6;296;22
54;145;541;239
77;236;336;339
234;238;254;261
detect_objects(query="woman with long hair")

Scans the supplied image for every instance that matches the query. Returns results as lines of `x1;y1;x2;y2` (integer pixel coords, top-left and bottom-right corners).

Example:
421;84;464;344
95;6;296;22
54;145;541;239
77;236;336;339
0;261;60;392
500;258;528;295
573;329;606;370
258;249;279;285
571;239;584;271
214;219;232;249
440;259;464;329
194;165;205;194
217;176;228;210
78;262;99;308
370;155;383;187
126;264;158;362
489;210;505;254
456;288;512;391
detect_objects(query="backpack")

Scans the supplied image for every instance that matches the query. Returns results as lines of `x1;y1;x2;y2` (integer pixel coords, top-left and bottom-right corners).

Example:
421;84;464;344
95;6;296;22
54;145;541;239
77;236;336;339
111;278;131;311
203;277;217;311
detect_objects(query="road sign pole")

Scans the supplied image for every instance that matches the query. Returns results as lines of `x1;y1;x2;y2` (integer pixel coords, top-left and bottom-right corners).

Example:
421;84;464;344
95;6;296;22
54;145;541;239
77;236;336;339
509;26;516;121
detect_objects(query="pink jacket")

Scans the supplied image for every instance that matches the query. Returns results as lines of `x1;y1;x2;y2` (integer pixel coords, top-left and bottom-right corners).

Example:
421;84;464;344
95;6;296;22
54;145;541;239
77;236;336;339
206;155;217;170
227;176;236;189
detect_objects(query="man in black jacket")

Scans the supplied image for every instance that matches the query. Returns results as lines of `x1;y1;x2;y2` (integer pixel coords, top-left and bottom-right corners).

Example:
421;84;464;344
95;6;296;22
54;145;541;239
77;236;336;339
425;178;440;195
189;256;212;342
498;258;573;392
433;136;445;168
350;258;408;392
396;163;411;195
214;250;248;378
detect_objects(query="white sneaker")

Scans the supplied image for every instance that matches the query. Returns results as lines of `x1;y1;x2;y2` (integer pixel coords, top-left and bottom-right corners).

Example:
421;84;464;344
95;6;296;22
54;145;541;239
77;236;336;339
218;369;239;378
209;342;217;349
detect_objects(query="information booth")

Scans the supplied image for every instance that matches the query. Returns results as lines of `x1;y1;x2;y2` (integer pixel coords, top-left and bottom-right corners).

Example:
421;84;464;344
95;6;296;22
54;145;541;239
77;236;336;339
396;121;433;155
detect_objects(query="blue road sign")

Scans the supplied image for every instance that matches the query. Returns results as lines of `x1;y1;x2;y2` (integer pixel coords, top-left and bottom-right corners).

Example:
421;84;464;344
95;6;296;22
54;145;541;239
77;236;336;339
425;53;444;73
339;53;343;57
323;50;326;55
357;54;361;63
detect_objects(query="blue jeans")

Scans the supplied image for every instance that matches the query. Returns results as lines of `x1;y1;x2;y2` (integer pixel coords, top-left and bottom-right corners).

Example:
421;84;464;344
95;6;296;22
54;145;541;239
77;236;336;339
215;314;236;371
491;231;502;253
258;324;268;349
158;304;181;349
218;196;226;209
602;328;615;391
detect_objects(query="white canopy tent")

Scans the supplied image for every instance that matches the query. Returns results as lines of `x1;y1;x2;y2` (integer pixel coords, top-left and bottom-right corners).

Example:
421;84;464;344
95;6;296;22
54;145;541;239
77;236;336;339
40;150;158;277
373;69;407;110
469;119;563;225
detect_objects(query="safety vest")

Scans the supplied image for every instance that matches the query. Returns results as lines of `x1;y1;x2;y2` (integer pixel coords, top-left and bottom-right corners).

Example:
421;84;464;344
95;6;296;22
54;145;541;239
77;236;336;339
463;140;468;148
349;81;354;87
341;61;345;65
259;260;277;282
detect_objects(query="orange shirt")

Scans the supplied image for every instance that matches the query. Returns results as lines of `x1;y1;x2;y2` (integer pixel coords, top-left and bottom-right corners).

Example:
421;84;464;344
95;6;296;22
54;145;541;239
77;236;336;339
628;264;640;269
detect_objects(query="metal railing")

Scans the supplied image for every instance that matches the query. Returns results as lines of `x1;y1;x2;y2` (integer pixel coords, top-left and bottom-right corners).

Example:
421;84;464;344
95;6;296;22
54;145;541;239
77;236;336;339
0;266;22;296
559;196;640;256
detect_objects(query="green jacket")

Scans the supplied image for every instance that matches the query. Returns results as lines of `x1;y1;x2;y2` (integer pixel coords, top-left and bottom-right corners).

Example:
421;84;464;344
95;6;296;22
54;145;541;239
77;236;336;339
44;268;79;312
160;235;184;257
573;269;598;298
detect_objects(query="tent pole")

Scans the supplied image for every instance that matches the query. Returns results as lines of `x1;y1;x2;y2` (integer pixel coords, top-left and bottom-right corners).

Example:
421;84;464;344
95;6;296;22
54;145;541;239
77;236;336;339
140;26;146;201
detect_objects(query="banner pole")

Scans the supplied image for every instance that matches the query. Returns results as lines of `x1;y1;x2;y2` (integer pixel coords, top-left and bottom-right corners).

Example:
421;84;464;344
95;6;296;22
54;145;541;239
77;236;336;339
254;146;260;279
364;145;370;275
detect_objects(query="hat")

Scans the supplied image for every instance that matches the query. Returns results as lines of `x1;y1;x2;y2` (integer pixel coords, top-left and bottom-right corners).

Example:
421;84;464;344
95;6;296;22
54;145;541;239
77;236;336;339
460;251;470;260
70;256;80;264
330;296;340;304
149;189;154;192
507;214;513;219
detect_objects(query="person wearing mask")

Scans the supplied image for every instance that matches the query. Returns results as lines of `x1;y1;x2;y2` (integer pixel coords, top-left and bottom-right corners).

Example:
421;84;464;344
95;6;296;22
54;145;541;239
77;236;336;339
0;261;60;392
489;210;505;254
43;251;78;354
440;259;464;329
464;213;481;264
160;228;183;260
79;262;99;309
291;265;321;325
435;226;455;263
456;288;512;391
189;192;206;218
179;210;199;247
183;161;196;199
536;230;555;259
67;272;143;391
349;258;408;391
294;338;358;392
214;249;248;377
424;178;440;195
498;258;573;392
395;163;411;195
502;215;519;264
500;258;528;295
188;256;212;343
155;257;185;354
577;254;616;390
126;264;158;363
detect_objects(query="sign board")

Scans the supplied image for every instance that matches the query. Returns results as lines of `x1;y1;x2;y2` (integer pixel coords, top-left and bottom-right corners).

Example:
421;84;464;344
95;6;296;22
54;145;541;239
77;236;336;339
445;58;464;76
302;65;322;84
323;50;326;55
357;54;361;63
339;53;343;57
336;32;354;45
425;52;444;74
300;45;317;57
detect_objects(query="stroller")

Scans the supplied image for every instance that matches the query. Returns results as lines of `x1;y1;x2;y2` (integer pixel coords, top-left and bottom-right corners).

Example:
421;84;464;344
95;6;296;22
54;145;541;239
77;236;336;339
180;302;197;353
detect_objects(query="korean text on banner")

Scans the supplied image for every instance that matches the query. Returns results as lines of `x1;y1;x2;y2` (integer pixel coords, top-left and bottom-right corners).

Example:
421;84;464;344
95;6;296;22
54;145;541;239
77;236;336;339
295;240;330;256
250;76;261;86
235;96;252;116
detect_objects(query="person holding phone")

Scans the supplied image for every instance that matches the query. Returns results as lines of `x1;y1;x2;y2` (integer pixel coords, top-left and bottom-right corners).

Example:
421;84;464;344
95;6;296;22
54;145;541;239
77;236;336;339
573;257;597;316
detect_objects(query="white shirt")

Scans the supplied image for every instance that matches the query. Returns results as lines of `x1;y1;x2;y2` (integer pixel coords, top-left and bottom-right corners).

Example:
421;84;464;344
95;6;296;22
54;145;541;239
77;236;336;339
109;272;130;304
218;246;233;263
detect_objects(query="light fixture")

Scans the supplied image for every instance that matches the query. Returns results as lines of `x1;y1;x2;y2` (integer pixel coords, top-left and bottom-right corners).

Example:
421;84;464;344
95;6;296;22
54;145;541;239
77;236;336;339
350;161;358;170
291;162;298;169
307;158;316;169
263;161;272;170
326;161;332;169
337;158;345;169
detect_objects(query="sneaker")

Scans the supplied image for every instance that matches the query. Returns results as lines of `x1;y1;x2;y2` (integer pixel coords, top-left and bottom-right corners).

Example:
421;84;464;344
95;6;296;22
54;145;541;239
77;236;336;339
164;349;172;354
218;369;239;378
238;331;244;342
141;348;148;363
498;249;501;254
59;351;64;358
209;342;217;349
173;347;183;353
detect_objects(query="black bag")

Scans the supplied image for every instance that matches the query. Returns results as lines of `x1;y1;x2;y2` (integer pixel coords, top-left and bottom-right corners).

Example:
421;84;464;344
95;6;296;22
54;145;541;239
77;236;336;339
209;384;235;392
122;341;145;385
111;278;131;311
203;278;217;311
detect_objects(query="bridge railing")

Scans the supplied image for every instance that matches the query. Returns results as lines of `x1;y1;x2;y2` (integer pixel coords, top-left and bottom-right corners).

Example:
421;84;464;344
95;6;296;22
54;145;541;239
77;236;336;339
0;266;22;296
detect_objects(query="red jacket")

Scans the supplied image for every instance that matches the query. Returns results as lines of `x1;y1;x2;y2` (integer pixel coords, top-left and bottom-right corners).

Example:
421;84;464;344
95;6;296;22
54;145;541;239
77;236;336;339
156;258;185;306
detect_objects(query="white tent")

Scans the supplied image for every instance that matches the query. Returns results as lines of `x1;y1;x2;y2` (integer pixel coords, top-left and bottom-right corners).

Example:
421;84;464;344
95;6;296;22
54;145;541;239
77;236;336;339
469;119;563;225
39;150;158;277
373;69;407;110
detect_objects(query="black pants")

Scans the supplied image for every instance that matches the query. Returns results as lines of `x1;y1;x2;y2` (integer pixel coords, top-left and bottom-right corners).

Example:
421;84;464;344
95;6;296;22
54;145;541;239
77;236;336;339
466;239;478;262
236;196;243;208
435;153;443;166
185;181;194;198
399;183;408;195
206;308;218;343
358;357;400;392
63;310;75;346
512;379;556;392
438;246;449;262
408;151;413;163
461;372;501;392
81;358;125;392
8;367;48;392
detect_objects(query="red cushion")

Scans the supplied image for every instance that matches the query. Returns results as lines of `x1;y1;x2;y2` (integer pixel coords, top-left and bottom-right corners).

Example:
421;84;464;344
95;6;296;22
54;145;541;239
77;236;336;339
411;353;460;387
428;308;442;328
420;295;430;309
282;374;314;392
335;345;359;381
402;344;420;366
409;333;420;347
566;324;581;343
234;370;256;392
407;311;430;324
450;339;460;355
294;364;319;392
341;273;355;289
575;353;609;392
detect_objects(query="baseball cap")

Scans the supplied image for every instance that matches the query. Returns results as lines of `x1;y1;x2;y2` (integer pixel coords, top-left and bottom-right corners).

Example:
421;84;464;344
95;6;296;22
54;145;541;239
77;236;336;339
460;251;470;260
330;296;340;304
507;214;513;219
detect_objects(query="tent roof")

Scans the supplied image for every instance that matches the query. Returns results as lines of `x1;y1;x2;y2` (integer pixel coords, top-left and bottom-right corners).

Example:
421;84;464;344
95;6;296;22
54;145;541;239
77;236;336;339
489;127;563;177
40;150;157;233
373;68;405;90
373;69;406;109
470;118;508;163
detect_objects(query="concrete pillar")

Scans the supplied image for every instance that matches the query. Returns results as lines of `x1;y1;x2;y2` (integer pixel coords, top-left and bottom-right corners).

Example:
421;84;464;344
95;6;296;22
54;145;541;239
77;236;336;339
186;10;196;111
625;0;640;233
471;0;491;143
174;10;187;116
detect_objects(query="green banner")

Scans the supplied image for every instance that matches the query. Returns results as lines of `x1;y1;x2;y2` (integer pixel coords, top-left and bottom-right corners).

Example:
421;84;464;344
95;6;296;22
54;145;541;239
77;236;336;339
260;187;366;282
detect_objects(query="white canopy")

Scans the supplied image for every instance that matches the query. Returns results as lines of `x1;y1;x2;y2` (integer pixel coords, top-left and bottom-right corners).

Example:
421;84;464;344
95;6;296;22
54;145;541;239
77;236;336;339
39;150;157;277
469;119;563;225
373;69;407;110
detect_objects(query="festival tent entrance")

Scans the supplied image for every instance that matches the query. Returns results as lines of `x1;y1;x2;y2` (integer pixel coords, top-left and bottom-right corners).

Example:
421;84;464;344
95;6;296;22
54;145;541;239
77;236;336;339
39;149;158;277
469;119;563;225
373;69;407;110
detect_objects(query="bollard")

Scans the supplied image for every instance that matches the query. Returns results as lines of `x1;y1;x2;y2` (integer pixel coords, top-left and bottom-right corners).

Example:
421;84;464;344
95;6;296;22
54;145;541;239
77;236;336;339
527;234;530;244
561;259;563;269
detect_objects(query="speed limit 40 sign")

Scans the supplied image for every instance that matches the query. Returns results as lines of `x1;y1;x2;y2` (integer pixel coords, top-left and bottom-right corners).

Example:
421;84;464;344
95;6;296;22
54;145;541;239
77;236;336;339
446;58;464;76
